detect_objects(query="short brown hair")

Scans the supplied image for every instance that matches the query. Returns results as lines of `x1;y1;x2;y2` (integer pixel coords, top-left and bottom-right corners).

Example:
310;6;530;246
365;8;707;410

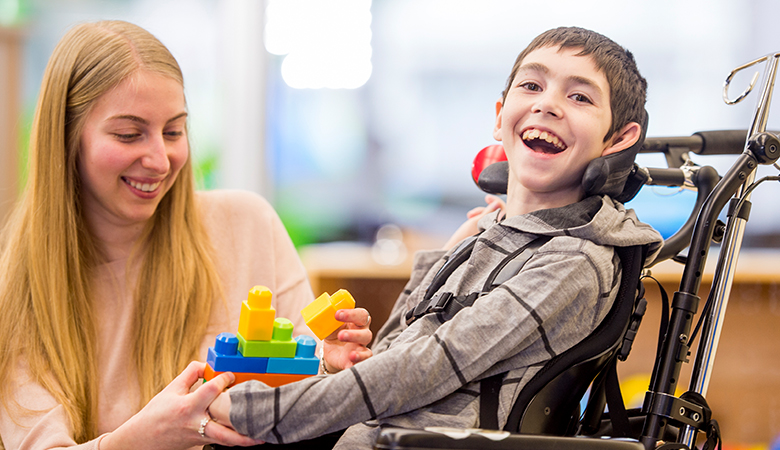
502;27;647;142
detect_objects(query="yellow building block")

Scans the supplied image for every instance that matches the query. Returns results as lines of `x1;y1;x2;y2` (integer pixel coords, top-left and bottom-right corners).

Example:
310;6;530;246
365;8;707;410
238;285;276;341
300;289;356;340
239;318;297;357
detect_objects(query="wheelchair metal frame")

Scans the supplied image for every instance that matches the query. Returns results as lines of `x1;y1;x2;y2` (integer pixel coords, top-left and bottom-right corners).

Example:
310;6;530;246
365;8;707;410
638;51;780;448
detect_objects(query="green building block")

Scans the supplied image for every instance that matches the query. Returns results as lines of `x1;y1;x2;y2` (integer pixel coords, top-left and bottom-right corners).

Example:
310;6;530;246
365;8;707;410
237;318;297;358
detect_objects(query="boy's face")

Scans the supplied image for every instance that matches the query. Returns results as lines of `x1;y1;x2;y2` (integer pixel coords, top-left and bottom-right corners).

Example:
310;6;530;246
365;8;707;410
493;45;624;207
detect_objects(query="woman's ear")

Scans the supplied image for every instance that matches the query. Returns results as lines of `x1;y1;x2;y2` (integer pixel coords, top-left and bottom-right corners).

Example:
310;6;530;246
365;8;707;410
602;121;641;156
492;99;504;141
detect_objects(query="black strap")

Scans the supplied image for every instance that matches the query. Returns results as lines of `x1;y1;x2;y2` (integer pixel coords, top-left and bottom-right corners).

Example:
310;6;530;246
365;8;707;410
424;235;479;301
406;235;550;326
482;236;552;292
604;357;631;437
479;373;504;429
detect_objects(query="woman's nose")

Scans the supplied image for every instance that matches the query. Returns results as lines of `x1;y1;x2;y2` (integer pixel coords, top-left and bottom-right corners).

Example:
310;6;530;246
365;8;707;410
141;136;171;174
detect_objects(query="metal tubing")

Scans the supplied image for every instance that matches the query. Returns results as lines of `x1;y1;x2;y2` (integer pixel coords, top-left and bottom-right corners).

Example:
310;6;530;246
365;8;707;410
679;53;778;448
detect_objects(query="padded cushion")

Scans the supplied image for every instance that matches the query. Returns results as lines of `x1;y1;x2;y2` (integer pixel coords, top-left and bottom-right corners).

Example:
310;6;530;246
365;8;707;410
581;113;649;200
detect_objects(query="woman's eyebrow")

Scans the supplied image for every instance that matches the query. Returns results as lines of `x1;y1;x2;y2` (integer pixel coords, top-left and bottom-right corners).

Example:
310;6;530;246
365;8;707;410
107;114;149;125
107;112;188;125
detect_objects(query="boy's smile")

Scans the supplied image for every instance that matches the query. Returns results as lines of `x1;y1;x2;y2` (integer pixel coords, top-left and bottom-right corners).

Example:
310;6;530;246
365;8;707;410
493;45;626;215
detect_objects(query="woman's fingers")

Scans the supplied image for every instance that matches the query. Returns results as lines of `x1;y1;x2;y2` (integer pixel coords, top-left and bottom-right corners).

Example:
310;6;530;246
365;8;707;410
188;370;236;414
166;361;206;394
206;420;265;446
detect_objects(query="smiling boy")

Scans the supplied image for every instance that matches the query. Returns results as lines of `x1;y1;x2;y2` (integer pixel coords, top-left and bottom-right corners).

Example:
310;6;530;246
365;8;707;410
208;27;663;449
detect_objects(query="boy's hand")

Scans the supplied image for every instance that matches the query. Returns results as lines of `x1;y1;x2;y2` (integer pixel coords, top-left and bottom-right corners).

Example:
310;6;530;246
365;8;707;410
322;308;373;373
442;194;505;250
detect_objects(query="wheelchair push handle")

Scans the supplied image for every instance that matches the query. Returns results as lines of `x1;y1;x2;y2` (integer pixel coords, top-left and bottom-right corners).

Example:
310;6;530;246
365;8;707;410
642;130;747;157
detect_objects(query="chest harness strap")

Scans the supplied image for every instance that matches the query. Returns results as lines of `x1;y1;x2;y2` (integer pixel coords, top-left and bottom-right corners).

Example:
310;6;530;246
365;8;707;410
404;234;552;327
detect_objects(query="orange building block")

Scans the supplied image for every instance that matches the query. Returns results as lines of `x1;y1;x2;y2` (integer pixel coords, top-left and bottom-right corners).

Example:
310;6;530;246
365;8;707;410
300;289;356;340
204;364;313;387
238;285;276;341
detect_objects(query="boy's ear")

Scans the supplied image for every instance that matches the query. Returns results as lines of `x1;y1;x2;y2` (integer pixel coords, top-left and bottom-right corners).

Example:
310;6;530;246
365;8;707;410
492;99;504;141
602;121;642;156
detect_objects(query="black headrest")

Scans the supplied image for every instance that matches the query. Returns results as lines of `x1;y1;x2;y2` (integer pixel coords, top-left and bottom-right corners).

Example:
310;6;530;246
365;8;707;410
581;112;649;202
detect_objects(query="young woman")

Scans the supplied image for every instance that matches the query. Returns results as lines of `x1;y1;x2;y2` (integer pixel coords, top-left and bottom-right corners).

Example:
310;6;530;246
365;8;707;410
0;20;315;449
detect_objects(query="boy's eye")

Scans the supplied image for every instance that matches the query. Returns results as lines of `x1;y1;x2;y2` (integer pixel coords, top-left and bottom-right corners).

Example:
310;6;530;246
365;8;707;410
519;82;541;92
571;93;592;104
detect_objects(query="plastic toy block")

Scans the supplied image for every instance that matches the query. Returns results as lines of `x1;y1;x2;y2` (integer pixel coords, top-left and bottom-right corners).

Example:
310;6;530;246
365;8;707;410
237;285;277;341
207;332;268;373
301;289;356;340
238;318;297;358
204;364;314;387
267;335;319;375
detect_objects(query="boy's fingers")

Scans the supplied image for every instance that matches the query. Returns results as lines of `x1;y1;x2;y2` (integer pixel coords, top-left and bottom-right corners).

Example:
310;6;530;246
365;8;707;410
335;308;370;326
349;348;373;363
338;328;372;345
466;206;484;218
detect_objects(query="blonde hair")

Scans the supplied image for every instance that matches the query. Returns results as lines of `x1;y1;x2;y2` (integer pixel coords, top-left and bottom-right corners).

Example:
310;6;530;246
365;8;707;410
0;20;221;442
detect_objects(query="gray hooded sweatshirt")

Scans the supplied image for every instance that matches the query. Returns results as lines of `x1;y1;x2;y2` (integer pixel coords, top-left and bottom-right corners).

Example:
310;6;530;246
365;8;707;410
229;195;664;448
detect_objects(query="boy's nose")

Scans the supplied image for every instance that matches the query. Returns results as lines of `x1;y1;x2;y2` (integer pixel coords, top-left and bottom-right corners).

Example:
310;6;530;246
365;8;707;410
532;94;562;118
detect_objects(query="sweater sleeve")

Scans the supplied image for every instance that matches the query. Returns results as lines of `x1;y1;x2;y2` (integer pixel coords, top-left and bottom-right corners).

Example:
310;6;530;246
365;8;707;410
0;360;104;450
228;245;609;443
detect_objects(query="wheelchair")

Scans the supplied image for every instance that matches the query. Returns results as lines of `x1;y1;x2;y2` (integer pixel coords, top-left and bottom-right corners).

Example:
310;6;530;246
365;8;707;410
374;52;780;450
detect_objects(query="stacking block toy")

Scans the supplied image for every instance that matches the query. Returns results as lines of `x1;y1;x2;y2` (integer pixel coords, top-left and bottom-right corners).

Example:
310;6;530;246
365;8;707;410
204;365;312;388
204;286;333;387
207;332;268;373
267;335;319;375
238;318;297;358
300;289;356;340
238;286;276;341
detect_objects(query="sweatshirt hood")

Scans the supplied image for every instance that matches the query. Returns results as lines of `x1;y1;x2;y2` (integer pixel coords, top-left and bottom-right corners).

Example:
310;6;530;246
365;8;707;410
479;195;664;265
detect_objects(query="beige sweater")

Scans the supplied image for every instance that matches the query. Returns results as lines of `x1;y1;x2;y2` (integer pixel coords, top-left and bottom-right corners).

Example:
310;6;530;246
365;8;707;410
0;190;317;450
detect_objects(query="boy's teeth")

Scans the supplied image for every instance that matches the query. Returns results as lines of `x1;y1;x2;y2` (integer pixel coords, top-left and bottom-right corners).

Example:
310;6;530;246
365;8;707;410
522;128;566;150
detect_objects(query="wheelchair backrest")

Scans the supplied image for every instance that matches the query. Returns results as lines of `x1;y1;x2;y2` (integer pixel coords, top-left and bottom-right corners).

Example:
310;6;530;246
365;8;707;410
503;244;648;435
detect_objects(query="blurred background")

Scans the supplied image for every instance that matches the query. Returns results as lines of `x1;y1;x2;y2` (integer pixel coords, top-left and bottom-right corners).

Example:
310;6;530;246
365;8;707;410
2;0;780;251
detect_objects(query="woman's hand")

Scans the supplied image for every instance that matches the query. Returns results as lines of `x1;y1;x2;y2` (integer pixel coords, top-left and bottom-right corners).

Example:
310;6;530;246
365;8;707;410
101;361;264;450
442;194;505;250
321;308;373;373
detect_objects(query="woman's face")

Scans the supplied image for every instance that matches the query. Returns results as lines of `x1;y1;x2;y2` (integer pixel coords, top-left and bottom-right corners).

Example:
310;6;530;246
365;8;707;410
78;70;189;235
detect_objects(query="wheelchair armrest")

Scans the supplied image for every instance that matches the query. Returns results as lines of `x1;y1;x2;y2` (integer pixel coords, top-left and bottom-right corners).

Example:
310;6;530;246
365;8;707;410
374;427;645;450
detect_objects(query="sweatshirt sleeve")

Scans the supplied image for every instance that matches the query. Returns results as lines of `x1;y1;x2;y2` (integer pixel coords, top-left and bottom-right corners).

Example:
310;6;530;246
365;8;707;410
371;249;445;353
228;244;611;444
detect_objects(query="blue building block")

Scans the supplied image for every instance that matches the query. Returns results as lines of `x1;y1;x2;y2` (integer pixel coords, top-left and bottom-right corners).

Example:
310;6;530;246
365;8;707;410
207;332;268;373
266;335;319;375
